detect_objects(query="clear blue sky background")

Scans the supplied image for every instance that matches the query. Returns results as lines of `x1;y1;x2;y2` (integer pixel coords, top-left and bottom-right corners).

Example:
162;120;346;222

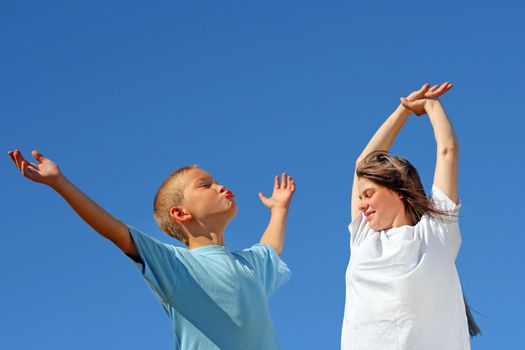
1;1;523;349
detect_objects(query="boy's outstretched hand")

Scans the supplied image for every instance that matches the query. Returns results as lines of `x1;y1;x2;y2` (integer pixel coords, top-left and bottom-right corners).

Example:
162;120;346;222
8;150;63;188
258;173;296;255
400;82;452;116
258;173;296;211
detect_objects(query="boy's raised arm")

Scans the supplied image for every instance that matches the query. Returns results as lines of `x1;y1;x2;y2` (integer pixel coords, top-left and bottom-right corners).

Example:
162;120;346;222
258;173;295;256
8;150;138;258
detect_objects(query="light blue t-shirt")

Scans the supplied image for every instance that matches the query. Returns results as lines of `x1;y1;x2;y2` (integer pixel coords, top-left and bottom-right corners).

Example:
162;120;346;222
128;227;291;350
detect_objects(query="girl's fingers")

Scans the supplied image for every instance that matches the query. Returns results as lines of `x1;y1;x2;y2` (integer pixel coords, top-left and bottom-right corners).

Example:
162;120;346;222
437;82;451;95
290;178;295;192
274;175;280;189
400;97;413;108
436;82;449;94
281;173;286;189
428;85;439;95
417;83;430;97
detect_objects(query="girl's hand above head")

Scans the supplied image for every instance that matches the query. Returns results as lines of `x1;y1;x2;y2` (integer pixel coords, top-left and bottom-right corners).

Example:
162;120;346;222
8;150;63;188
401;82;453;116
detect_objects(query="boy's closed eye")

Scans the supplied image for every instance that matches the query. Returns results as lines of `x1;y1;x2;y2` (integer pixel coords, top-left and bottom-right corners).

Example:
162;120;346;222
197;178;217;188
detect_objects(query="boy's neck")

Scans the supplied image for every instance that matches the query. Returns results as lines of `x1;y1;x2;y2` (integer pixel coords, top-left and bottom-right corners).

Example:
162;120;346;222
187;230;225;249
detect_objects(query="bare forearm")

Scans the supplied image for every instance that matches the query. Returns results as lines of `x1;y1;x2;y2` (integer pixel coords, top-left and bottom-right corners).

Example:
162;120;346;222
357;104;412;163
426;100;459;203
259;208;289;256
426;100;458;151
52;175;136;255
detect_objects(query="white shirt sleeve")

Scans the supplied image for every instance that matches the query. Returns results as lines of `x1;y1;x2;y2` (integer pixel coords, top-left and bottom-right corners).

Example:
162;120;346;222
430;185;461;214
420;186;462;257
349;212;374;249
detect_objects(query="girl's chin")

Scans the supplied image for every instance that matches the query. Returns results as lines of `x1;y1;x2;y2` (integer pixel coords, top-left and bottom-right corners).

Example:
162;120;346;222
368;222;391;231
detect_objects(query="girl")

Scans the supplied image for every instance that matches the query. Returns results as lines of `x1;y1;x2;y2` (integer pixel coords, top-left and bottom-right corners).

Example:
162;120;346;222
341;83;480;350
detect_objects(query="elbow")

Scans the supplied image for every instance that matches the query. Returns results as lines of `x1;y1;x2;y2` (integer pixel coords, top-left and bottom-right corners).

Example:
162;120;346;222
438;142;459;159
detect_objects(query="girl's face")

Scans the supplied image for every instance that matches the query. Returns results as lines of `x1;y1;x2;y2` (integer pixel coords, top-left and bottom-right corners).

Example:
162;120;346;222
357;177;409;230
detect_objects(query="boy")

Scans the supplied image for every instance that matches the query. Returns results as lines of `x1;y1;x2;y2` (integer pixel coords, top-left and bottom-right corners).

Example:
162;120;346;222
8;149;294;350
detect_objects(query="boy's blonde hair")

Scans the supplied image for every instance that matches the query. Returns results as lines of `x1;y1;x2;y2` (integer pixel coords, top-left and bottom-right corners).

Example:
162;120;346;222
153;165;198;245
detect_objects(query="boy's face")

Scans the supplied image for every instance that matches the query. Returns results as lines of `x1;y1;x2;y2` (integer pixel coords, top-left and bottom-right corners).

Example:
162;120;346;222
180;168;237;225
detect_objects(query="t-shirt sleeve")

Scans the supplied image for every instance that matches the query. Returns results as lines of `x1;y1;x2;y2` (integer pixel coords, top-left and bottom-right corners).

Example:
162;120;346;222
430;185;461;214
235;244;291;297
127;226;179;304
349;212;373;248
424;186;462;253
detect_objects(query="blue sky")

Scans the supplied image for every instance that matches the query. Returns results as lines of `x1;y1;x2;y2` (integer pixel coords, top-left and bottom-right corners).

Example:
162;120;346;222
1;1;523;349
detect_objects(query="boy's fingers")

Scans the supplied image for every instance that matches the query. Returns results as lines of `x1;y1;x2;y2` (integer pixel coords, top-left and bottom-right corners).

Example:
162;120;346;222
27;163;39;172
13;150;25;170
290;178;295;192
21;160;29;177
8;151;19;169
32;150;45;163
258;192;269;205
274;175;280;189
281;173;287;188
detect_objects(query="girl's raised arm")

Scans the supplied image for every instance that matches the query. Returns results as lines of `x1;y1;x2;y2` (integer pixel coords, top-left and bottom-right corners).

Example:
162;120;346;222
350;104;412;220
401;83;458;203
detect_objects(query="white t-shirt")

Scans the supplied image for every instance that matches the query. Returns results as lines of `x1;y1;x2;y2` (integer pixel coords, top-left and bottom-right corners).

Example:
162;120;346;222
341;187;470;350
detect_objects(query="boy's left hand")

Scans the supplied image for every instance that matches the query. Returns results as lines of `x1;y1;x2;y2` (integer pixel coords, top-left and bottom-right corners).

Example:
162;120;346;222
259;173;295;212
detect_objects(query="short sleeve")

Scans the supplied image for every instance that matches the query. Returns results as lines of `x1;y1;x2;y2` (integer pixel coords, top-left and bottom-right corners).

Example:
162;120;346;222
233;244;291;297
430;186;461;214
349;212;373;248
128;227;180;304
425;187;462;252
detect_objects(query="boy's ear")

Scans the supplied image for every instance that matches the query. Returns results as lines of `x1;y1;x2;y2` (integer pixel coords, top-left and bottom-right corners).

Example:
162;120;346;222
169;207;192;223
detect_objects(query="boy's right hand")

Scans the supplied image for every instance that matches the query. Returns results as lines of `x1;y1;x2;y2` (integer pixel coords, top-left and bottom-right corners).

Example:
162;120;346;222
8;150;63;189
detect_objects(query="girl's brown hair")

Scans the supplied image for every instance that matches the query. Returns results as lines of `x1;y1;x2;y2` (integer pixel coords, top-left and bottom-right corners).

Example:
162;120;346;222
356;151;447;224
